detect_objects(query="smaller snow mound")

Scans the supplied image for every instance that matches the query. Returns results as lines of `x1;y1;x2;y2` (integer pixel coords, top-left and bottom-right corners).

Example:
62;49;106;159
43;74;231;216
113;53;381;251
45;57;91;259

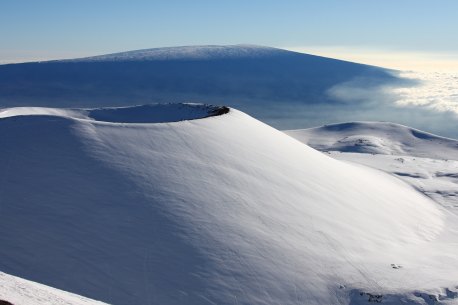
0;272;108;305
87;104;229;123
285;121;458;160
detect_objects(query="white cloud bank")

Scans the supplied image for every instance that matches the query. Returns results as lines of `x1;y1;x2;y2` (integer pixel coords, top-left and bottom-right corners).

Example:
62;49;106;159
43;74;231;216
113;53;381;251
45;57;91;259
326;70;458;119
295;44;458;119
394;71;458;115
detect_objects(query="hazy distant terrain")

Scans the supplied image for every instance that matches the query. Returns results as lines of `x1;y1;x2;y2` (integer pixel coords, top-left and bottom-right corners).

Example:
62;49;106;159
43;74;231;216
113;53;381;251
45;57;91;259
2;45;456;138
2;45;432;130
0;45;395;107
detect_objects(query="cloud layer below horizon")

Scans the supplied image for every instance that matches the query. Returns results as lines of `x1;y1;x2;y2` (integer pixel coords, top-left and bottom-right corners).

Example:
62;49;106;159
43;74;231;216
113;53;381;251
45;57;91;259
394;71;458;115
286;46;458;73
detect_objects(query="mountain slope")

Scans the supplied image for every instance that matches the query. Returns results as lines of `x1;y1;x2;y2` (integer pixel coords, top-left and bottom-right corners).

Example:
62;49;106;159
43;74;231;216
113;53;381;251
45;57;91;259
1;104;457;304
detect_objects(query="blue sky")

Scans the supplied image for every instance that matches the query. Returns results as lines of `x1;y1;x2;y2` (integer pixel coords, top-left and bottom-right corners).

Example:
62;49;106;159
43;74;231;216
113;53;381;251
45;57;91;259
2;0;458;70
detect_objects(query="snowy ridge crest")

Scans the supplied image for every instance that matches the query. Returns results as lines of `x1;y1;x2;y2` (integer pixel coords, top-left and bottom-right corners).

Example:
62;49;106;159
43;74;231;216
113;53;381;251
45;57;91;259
63;45;287;62
0;103;229;124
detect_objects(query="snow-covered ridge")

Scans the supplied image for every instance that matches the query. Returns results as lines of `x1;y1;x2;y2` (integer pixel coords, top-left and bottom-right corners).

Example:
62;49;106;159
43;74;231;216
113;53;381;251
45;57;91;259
0;103;229;124
61;44;288;62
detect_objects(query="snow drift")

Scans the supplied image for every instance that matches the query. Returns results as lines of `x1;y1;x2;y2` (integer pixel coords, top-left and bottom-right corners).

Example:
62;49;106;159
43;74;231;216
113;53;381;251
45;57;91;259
0;104;456;305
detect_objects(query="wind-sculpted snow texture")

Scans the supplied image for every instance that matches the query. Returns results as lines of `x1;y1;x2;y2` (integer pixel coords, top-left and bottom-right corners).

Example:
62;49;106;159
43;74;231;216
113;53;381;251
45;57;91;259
0;272;108;305
1;105;457;304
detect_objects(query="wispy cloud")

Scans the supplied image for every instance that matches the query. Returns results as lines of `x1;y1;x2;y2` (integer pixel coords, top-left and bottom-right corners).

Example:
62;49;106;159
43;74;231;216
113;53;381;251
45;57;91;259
326;74;415;105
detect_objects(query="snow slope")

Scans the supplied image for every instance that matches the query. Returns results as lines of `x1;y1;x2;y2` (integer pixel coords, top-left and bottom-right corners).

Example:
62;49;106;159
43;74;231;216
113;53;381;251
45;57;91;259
1;104;457;304
286;121;458;223
325;153;458;212
0;272;108;305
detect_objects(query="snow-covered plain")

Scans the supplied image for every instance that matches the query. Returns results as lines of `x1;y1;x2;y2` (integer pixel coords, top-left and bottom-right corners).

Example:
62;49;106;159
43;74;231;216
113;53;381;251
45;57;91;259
1;104;458;304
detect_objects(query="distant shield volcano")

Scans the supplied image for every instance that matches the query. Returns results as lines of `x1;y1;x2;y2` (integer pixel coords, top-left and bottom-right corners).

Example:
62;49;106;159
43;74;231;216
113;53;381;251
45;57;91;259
0;45;407;129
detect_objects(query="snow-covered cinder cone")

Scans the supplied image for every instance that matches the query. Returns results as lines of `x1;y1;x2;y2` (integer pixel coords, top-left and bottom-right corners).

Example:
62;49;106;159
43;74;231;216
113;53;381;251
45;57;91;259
0;104;455;305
